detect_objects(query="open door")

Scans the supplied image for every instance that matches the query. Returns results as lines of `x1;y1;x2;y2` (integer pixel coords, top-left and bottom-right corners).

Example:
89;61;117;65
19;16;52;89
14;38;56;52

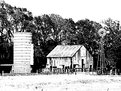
82;59;84;72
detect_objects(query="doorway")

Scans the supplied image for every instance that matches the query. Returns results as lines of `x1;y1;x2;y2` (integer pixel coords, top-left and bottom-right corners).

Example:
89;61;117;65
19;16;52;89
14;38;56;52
82;59;84;72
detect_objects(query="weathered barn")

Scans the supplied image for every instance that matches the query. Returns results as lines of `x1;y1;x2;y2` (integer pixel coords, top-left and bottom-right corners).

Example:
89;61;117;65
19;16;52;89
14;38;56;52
46;45;93;72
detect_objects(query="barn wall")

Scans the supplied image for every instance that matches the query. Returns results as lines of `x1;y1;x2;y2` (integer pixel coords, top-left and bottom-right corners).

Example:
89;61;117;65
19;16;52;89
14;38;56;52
79;46;86;68
86;51;93;68
79;46;93;69
46;58;50;68
85;51;93;68
47;57;71;68
72;50;81;68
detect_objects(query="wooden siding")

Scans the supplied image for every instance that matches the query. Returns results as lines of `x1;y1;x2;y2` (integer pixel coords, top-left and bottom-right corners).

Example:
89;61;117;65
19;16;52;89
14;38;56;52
47;57;71;68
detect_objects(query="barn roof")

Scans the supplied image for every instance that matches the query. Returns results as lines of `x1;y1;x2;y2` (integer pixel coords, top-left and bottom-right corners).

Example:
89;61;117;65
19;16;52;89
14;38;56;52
47;45;82;58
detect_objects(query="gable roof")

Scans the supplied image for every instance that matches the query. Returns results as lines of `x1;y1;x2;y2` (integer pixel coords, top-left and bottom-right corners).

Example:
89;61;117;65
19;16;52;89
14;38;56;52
47;45;82;58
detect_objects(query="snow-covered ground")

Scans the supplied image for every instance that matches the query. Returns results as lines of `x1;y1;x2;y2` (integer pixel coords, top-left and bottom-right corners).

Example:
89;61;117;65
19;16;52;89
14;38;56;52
0;72;121;91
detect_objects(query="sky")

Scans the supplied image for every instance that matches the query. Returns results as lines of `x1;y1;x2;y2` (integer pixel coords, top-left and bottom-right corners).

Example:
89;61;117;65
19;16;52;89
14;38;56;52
4;0;121;23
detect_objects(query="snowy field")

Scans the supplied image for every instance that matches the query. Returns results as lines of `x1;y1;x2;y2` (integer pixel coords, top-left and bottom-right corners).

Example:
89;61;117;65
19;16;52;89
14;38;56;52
0;72;121;91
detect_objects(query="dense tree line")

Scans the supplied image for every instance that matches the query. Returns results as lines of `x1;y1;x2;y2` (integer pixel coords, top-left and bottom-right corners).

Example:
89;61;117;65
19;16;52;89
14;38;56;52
0;1;121;73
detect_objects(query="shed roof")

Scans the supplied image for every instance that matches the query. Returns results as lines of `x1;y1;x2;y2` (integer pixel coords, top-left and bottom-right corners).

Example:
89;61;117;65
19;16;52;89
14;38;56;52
47;45;82;58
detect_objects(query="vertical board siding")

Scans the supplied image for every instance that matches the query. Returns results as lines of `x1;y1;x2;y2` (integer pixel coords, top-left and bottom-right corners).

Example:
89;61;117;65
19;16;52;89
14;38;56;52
13;32;33;73
48;57;71;68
